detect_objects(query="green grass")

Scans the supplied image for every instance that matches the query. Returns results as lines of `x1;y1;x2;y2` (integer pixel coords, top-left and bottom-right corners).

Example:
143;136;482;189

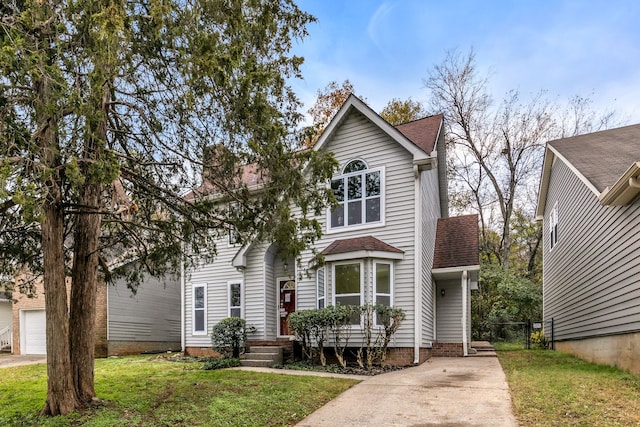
497;349;640;426
0;356;358;426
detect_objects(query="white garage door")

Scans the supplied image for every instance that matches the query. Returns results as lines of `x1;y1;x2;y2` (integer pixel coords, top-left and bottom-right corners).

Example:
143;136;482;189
22;310;47;355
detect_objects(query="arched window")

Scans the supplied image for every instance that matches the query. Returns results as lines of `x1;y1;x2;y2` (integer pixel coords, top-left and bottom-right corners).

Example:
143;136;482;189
342;159;367;174
330;159;383;229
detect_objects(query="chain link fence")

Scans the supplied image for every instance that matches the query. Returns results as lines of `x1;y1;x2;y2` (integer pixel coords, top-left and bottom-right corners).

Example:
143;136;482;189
489;319;554;349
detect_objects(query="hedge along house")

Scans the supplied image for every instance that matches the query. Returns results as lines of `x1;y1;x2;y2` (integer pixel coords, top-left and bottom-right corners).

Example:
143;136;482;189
182;95;480;365
536;124;640;374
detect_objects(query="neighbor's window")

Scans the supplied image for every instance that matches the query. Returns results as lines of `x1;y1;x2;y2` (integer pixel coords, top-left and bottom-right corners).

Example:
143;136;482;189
374;262;392;325
193;284;207;334
550;202;558;249
228;281;242;318
317;267;326;309
333;262;363;323
330;159;383;230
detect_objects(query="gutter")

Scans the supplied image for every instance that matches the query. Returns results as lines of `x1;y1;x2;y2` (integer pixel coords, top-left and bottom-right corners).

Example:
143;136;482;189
598;162;640;206
413;164;422;364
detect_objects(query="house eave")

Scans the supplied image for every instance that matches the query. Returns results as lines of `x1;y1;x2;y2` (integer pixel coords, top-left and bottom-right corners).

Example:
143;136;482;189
323;250;404;262
432;265;480;281
598;162;640;206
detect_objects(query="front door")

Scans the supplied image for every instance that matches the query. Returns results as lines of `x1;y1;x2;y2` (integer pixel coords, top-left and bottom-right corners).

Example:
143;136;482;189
279;279;296;336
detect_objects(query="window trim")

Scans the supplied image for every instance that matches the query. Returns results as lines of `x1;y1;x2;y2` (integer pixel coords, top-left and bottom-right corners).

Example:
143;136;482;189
317;267;326;309
327;163;385;234
228;280;243;318
192;283;207;335
374;261;393;306
331;261;364;314
550;202;558;250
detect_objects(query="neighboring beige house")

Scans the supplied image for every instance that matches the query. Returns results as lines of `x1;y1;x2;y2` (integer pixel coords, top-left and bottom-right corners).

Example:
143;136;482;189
183;95;480;365
536;124;640;374
9;269;181;357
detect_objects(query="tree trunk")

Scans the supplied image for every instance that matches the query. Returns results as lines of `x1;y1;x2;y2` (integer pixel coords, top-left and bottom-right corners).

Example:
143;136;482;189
40;124;80;416
69;77;109;403
69;182;102;403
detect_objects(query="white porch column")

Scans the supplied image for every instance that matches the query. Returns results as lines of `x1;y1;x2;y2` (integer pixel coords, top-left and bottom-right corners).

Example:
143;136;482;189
461;270;468;357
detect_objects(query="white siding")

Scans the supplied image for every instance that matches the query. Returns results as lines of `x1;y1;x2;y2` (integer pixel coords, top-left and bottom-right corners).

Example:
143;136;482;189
185;244;243;347
185;109;443;349
420;168;440;344
543;158;640;340
301;110;418;347
108;273;181;342
435;279;463;342
244;242;268;338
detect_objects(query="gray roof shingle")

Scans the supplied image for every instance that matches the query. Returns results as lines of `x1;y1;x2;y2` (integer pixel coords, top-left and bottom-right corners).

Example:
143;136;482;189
549;124;640;192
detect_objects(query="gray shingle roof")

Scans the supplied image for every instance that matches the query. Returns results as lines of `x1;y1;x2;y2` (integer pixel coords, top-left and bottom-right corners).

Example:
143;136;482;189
549;124;640;192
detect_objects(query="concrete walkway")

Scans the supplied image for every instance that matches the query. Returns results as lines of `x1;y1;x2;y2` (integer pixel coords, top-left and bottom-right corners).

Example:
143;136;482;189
0;354;46;368
296;356;518;427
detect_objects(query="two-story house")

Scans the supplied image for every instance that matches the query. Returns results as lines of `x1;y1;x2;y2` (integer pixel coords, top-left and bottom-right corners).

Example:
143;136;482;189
536;124;640;374
182;95;479;365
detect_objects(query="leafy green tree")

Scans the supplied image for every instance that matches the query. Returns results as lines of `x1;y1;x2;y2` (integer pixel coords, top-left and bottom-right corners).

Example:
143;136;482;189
1;0;333;415
380;97;426;125
305;79;355;146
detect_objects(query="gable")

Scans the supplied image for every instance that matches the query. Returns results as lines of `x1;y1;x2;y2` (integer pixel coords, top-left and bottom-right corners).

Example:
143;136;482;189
314;94;435;164
537;124;640;218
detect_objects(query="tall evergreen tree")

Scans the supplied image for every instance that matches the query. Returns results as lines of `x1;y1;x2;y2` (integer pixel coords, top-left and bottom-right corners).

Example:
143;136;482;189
0;0;335;415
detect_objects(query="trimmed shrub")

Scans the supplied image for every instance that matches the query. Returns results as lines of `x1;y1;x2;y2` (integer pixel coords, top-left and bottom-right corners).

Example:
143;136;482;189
211;317;247;358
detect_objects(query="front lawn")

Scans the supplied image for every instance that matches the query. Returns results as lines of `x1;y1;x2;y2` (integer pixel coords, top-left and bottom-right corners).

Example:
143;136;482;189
0;355;358;426
498;349;640;426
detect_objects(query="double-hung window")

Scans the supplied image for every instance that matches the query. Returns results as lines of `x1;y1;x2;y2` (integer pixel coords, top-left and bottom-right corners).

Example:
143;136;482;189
192;284;207;335
317;267;326;309
550;202;558;249
374;262;393;325
333;262;363;323
228;281;242;318
330;159;383;230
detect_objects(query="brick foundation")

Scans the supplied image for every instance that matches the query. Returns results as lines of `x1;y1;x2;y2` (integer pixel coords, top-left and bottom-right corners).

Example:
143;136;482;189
385;347;432;366
108;341;181;356
431;342;464;357
185;346;222;357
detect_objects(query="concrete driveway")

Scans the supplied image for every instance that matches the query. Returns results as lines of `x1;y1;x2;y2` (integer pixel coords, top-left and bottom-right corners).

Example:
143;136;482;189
297;356;518;427
0;354;46;368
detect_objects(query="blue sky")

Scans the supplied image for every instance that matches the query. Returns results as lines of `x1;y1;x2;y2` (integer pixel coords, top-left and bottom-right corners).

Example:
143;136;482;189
291;0;640;124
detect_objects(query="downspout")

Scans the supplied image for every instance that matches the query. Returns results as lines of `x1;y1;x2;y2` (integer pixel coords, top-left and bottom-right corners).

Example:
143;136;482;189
413;164;422;364
629;176;640;188
461;270;468;357
180;254;185;352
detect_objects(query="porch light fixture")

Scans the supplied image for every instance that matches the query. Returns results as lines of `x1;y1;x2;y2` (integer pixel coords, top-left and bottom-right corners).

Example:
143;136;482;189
283;262;288;271
440;288;445;297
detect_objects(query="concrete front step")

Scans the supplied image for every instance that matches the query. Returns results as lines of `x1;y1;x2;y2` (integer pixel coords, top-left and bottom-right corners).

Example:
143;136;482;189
249;346;283;354
471;341;495;351
240;346;284;367
243;352;280;361
240;359;279;368
469;351;497;357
